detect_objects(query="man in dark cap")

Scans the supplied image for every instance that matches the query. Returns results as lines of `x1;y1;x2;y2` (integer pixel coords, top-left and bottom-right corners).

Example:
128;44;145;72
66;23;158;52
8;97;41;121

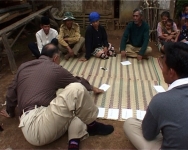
58;12;85;60
28;16;58;58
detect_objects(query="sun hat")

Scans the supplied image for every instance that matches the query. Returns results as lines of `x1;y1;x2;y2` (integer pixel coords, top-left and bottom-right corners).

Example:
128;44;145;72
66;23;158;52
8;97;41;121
63;12;75;21
89;12;100;23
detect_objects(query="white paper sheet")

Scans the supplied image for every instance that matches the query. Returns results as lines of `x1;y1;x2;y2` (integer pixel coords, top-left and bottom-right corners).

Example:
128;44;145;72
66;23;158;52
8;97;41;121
107;108;119;120
121;109;133;119
99;84;110;91
97;107;105;118
153;85;166;93
121;61;131;66
136;110;146;120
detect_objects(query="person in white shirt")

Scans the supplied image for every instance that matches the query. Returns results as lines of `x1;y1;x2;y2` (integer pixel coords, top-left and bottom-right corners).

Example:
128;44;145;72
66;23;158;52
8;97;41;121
28;16;58;58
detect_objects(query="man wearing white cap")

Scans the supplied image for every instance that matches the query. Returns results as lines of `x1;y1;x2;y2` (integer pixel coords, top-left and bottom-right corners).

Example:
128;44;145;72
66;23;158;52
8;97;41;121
58;12;85;60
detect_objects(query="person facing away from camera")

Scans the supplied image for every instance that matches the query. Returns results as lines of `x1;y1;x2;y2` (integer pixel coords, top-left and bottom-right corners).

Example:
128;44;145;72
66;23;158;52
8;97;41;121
123;42;188;149
1;43;114;150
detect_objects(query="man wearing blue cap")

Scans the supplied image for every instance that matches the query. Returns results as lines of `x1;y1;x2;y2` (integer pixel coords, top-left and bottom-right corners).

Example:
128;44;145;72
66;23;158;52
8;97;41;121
58;12;85;60
28;16;58;58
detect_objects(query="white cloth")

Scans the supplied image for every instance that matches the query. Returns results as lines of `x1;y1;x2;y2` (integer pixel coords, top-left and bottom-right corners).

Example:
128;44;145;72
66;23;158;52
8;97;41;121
168;78;188;91
36;28;58;53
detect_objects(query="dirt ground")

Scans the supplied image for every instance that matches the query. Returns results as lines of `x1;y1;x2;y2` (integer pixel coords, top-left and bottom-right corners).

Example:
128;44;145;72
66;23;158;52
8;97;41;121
0;27;161;149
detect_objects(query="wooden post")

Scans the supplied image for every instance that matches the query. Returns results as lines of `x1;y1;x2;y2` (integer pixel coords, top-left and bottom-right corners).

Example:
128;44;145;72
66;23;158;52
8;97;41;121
169;0;175;19
1;33;17;74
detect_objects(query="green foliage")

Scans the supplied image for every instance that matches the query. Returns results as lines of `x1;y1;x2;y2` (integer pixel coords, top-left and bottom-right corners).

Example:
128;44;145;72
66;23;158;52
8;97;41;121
175;0;188;19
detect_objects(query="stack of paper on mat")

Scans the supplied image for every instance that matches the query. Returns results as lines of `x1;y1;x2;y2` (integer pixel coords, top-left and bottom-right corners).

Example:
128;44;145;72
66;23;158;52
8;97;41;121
60;54;168;121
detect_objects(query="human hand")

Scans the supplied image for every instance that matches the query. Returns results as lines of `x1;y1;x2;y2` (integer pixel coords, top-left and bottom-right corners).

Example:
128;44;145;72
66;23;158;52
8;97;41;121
68;49;74;57
103;47;108;54
79;57;88;62
63;37;69;42
137;55;142;61
165;36;173;41
93;86;104;94
121;51;126;59
0;109;10;118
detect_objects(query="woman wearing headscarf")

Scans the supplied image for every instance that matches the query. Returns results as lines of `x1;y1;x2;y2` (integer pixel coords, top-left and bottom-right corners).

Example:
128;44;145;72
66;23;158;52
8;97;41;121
80;12;115;61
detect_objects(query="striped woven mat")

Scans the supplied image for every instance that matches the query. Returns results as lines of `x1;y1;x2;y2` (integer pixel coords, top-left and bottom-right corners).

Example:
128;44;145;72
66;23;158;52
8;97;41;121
60;54;168;121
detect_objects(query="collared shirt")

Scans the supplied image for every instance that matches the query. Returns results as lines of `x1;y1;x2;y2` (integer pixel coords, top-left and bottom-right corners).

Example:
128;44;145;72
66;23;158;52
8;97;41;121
58;22;81;47
36;28;58;53
6;56;93;116
168;78;188;91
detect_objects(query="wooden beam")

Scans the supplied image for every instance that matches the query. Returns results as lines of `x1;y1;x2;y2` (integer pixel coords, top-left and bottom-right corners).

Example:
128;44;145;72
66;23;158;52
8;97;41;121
0;6;52;35
10;24;26;48
1;33;17;74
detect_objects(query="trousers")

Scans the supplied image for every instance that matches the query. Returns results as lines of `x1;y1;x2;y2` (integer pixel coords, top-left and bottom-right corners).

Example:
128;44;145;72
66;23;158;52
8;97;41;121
19;83;98;146
123;118;162;149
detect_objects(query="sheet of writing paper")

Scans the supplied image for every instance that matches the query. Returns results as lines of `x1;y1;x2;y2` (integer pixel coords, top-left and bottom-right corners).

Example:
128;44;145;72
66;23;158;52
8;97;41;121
121;61;131;66
97;107;105;118
107;108;119;120
99;84;110;91
122;109;133;119
136;110;146;120
153;85;166;93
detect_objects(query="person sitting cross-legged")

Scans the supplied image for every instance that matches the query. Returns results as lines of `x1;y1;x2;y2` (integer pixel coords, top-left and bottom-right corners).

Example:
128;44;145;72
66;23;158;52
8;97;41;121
123;42;188;149
120;8;152;61
28;16;58;58
58;12;85;60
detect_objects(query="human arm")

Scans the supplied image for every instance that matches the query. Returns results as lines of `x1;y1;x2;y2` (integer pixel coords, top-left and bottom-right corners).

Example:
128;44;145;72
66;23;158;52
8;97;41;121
142;107;160;140
36;32;43;53
57;66;93;91
120;23;131;51
84;26;93;60
157;22;170;41
65;23;81;45
101;26;108;54
138;23;149;56
58;25;69;47
4;76;18;118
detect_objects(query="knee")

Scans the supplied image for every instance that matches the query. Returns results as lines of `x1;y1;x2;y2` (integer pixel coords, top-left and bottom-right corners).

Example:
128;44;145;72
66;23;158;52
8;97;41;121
28;42;35;49
51;38;58;46
79;37;85;43
66;83;85;92
123;118;135;134
146;46;152;53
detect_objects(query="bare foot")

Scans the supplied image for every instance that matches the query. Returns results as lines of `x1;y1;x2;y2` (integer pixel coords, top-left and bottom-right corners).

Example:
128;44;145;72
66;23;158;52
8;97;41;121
93;86;104;94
